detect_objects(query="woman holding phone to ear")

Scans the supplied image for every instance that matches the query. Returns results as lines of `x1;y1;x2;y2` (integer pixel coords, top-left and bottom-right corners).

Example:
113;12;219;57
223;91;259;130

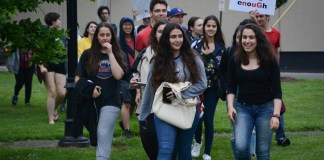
76;22;126;160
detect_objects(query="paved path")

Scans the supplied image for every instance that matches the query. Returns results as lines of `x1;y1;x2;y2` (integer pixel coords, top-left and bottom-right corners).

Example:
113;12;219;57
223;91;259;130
281;72;324;79
1;131;323;148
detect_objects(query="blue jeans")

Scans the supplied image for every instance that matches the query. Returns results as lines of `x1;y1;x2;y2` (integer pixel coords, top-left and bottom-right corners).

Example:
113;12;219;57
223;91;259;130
194;87;219;155
275;114;286;140
154;106;199;160
234;101;274;160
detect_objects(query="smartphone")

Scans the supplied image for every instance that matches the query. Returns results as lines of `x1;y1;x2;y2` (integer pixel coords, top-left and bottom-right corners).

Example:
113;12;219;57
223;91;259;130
96;87;101;95
134;81;146;86
162;87;172;104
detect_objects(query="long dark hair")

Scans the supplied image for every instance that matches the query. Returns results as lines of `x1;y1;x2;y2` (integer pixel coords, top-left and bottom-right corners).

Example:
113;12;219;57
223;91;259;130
202;15;225;49
152;23;201;90
235;24;275;66
83;21;97;37
149;19;169;52
87;22;126;76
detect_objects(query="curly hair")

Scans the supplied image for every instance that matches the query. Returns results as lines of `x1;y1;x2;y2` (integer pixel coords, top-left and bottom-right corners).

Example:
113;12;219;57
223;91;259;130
235;23;275;66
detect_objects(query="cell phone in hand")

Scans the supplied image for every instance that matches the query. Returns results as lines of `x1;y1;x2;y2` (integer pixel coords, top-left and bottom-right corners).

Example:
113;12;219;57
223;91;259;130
162;87;172;104
134;81;146;86
96;87;101;95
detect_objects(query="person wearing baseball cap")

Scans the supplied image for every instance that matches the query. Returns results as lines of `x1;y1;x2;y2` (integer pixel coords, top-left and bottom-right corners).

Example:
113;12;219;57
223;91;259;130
169;7;188;31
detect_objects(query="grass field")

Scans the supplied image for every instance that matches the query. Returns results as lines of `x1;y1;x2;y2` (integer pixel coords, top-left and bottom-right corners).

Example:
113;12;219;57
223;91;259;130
0;72;324;160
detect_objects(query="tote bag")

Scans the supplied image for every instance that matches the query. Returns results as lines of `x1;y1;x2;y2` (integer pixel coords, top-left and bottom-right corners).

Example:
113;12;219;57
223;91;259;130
152;82;197;129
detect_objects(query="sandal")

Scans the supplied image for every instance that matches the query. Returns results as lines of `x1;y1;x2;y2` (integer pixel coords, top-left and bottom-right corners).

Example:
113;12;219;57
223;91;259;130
53;114;59;121
49;120;55;125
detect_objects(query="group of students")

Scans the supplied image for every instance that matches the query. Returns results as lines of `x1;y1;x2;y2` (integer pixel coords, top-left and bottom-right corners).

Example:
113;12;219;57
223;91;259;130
7;0;290;159
73;1;288;160
132;1;289;160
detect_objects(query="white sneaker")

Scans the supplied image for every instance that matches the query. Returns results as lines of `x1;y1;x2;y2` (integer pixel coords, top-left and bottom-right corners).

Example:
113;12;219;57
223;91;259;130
203;154;211;160
191;142;202;157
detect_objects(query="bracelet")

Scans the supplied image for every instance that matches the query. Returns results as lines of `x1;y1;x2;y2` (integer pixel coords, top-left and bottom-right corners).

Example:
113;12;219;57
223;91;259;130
271;113;280;118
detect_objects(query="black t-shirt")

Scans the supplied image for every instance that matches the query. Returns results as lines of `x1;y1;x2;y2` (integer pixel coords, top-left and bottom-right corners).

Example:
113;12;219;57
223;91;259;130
76;49;121;108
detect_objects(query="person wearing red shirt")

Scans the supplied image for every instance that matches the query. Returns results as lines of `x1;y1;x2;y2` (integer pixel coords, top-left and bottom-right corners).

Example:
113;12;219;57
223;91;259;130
135;0;168;53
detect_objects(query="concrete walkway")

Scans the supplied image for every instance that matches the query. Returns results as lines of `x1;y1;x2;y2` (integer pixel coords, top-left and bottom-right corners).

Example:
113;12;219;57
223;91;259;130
281;72;324;79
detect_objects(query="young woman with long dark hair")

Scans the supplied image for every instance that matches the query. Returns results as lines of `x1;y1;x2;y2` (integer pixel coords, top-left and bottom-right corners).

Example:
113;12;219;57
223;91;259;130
227;24;281;159
139;23;207;160
191;15;226;160
76;22;126;160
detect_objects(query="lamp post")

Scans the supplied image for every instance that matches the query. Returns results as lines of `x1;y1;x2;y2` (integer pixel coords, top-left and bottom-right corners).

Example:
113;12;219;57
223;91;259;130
58;0;89;147
219;0;225;27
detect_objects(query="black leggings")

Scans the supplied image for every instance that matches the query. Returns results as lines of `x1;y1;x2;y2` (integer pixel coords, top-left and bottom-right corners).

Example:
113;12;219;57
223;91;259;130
14;66;34;103
140;114;158;160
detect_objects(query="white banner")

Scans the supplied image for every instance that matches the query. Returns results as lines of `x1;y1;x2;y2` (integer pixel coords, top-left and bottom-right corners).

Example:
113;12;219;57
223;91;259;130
229;0;276;15
132;0;151;21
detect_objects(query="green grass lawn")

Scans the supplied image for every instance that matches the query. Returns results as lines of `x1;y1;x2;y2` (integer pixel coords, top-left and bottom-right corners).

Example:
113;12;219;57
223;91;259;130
0;72;324;159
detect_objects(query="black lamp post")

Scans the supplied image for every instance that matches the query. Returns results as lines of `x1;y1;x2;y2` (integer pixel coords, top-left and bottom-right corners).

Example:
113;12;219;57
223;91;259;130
58;0;89;147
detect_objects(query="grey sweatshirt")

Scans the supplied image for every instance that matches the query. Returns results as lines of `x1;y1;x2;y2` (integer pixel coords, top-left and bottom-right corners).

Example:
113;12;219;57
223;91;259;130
139;55;207;121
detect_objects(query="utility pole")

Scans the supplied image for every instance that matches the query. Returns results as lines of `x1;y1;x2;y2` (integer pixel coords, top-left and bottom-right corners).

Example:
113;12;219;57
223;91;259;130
219;0;225;27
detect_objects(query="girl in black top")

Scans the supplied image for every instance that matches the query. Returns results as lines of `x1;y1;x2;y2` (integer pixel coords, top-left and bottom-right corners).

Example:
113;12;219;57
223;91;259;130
227;24;281;159
76;22;126;159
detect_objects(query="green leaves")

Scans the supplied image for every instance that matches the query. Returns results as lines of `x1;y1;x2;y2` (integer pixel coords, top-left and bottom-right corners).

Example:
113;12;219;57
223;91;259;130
0;0;68;64
276;0;288;9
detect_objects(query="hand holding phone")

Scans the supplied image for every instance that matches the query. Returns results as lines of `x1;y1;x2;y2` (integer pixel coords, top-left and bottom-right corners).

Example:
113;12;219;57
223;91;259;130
96;87;101;95
93;86;102;98
134;81;146;86
162;87;172;104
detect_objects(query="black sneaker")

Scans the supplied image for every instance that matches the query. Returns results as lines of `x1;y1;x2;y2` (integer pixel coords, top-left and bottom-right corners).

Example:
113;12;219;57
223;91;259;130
277;137;291;146
124;129;134;138
12;95;18;106
119;120;125;131
25;102;30;107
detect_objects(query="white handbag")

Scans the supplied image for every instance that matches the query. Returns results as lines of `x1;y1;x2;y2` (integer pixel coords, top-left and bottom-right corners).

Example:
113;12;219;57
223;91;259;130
152;82;197;129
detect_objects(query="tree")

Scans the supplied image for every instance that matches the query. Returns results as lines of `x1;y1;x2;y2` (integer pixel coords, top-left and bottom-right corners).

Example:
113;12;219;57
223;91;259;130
0;0;68;64
276;0;288;9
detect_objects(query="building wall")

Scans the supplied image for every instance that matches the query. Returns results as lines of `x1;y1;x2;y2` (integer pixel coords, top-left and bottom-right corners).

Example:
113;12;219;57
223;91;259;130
13;0;324;52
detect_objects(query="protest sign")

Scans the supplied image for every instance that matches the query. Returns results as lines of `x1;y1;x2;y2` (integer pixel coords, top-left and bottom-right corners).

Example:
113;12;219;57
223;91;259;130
229;0;276;15
132;0;151;21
